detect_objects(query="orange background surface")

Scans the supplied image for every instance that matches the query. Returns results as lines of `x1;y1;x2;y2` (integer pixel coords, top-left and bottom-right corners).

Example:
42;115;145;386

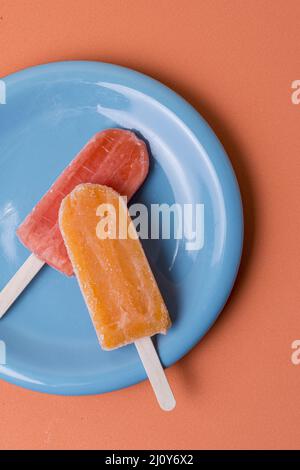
0;0;300;450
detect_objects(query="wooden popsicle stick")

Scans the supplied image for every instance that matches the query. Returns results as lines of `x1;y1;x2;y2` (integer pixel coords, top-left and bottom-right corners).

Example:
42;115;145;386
0;254;45;319
135;337;176;411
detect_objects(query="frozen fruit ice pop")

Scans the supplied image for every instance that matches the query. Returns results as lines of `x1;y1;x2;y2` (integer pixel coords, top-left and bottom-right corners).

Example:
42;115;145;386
17;129;149;276
59;183;171;350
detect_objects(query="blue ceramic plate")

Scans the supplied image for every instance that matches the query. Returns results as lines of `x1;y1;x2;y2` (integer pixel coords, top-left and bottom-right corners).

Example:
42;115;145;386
0;61;243;395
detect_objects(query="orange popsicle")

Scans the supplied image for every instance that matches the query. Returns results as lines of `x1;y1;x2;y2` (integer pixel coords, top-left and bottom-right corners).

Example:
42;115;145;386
59;183;171;349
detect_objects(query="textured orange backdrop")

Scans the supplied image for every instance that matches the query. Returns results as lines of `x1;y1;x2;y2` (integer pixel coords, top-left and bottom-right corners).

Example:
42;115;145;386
0;0;300;450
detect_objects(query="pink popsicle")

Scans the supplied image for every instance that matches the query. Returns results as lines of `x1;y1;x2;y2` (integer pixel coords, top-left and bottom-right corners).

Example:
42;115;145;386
16;129;149;276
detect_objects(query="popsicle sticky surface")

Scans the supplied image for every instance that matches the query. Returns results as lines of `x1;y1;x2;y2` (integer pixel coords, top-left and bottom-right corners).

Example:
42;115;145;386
59;184;171;350
17;129;149;275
